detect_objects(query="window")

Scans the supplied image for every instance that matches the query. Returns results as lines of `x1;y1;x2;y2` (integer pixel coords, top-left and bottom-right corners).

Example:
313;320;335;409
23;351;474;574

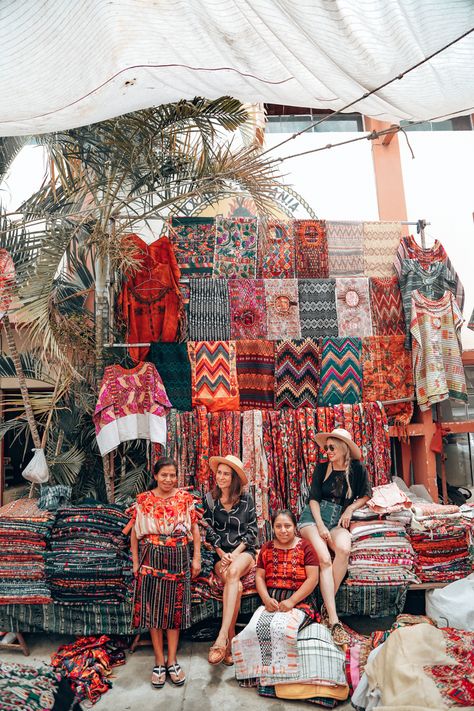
264;105;364;133
401;116;472;131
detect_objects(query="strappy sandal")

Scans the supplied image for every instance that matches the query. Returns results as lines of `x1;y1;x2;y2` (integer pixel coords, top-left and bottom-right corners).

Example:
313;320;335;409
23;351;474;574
167;662;186;686
151;665;166;688
208;639;228;665
330;622;351;647
222;641;234;666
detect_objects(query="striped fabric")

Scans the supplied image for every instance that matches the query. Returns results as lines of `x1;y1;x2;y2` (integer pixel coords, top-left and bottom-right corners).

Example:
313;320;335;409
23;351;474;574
275;339;320;409
236;340;275;410
327;221;364;276
318;337;363;405
363;222;402;277
188;340;240;412
189;278;230;341
369;276;406;336
298;279;338;338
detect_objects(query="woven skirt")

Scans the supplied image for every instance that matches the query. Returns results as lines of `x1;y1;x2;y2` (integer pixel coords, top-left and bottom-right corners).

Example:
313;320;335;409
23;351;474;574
133;539;191;630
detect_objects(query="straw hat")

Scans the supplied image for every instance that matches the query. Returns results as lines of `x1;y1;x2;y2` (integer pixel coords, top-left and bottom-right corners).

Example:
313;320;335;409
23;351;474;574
209;454;248;485
315;428;362;461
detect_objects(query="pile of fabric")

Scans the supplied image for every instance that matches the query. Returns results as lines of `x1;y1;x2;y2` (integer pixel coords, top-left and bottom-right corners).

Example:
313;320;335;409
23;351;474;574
347;520;418;586
0;499;53;604
409;503;471;583
46;503;132;603
0;661;66;711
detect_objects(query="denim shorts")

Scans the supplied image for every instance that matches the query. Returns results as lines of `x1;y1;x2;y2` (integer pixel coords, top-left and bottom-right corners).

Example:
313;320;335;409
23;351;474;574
298;501;343;530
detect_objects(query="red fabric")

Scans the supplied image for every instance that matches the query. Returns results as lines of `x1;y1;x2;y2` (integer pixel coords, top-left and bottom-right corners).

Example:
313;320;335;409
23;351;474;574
256;539;318;590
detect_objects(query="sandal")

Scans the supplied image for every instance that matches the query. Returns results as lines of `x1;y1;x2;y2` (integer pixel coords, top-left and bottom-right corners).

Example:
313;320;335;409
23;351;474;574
330;622;351;647
222;641;234;666
208;638;228;665
151;665;166;688
167;662;186;686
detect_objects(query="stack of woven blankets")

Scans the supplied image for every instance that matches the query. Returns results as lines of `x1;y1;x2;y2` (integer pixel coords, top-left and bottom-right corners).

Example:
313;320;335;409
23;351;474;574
347;520;418;586
45;503;132;603
0;499;53;604
0;661;73;711
409;503;471;583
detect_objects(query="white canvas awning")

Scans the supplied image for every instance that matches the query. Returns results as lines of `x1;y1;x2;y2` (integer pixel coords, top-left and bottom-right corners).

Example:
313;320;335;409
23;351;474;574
1;0;474;136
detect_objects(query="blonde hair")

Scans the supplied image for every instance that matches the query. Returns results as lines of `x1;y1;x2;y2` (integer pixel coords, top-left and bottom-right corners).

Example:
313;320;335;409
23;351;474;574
328;438;353;499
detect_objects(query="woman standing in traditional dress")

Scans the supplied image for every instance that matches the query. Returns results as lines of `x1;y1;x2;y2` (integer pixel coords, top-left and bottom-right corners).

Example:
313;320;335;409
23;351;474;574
202;455;258;665
130;456;201;688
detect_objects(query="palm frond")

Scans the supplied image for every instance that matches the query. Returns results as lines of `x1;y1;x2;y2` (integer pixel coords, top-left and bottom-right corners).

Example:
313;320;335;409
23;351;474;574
47;443;86;487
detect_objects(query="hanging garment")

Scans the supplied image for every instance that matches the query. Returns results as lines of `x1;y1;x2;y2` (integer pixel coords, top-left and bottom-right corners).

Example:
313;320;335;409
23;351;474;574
274;338;320;409
369;275;406;336
318;337;363;405
326;221;364;277
335;277;373;337
242;410;270;532
213;217;258;278
257;220;295;278
236;339;275;410
362;221;402;277
394;233;465;311
469;306;474;331
188;340;239;412
298;278;338;338
0;248;15;319
169;216;216;278
117;235;182;363
148;342;192;411
228;278;267;340
188;277;230;341
94;362;171;455
410;290;467;410
264;278;301;340
362;335;414;425
294;219;329;278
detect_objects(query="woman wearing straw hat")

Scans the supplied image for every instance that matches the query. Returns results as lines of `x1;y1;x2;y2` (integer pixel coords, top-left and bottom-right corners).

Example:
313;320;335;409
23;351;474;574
202;454;258;666
299;428;371;646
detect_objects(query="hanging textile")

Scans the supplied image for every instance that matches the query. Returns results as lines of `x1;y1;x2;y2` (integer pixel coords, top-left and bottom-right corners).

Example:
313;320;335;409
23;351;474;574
369;275;406;336
294;219;329;278
257;220;295;278
262;411;285;513
209;411;241;460
149;342;192;411
361;402;392;487
274;339;320;410
213;217;258;278
298;279;338;338
410;290;467;410
229;278;267;340
318;337;362;406
0;249;15;318
242;410;270;534
118;235;182;362
326;221;364;277
194;406;211;488
188;277;230;341
469;306;474;331
335;277;373;337
362;336;414;426
362;221;402;277
296;408;319;491
264;278;301;340
188;341;240;413
169;216;216;278
236;339;275;410
279;409;304;515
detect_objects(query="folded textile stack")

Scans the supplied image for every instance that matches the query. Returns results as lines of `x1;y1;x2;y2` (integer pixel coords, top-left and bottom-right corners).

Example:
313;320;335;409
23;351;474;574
0;661;62;711
46;503;132;603
0;499;53;604
347;520;418;586
409;503;470;583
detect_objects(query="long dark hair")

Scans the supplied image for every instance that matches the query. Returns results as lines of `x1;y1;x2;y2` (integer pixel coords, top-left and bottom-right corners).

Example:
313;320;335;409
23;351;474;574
147;456;178;490
211;468;243;505
272;509;297;527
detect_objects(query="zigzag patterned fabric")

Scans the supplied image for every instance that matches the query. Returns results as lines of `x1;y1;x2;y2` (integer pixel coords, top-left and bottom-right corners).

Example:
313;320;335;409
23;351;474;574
298;279;338;338
188;341;240;412
275;339;321;409
326;221;364;276
318;337;363;405
188;278;230;341
369;276;406;336
363;221;402;277
236;339;275;410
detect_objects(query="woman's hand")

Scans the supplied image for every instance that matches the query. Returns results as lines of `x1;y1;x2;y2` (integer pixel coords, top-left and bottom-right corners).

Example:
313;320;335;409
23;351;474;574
191;557;201;579
339;508;353;529
278;598;295;613
318;525;332;543
264;597;279;613
132;561;139;577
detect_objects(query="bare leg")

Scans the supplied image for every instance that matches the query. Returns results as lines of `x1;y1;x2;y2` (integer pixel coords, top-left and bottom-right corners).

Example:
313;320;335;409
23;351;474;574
228;581;243;642
214;553;253;648
150;628;165;665
300;526;340;626
166;629;185;683
327;527;351;593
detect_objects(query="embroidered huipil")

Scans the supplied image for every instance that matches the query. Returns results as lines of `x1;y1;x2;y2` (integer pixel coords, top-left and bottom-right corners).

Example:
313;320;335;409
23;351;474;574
94;362;172;455
128;489;197;542
410;290;467;411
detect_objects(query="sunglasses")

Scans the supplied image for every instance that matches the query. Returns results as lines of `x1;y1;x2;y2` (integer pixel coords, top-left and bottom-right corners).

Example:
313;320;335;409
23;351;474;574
324;444;337;453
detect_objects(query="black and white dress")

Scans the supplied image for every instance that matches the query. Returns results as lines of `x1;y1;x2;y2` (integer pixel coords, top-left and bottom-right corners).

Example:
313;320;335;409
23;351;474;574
203;492;258;558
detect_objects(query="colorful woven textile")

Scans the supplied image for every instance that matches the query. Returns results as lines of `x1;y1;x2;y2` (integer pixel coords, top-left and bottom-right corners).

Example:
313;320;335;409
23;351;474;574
236;339;275;410
169;216;215;278
257;220;295;278
409;508;470;582
410;290;467;410
424;627;474;707
362;221;402;277
148;342;192;411
294;219;329;278
0;662;61;711
264;278;301;340
318;337;362;405
329;582;408;618
188;277;230;341
242;410;271;536
0;601;133;636
229;278;267;339
188;340;240;412
213;217;258;278
298;279;338;338
274;338;320;409
327;221;364;277
369;275;406;336
335;277;373;337
362;335;414;425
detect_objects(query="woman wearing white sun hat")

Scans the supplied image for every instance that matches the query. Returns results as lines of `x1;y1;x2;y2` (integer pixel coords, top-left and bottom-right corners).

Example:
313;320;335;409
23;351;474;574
299;428;371;646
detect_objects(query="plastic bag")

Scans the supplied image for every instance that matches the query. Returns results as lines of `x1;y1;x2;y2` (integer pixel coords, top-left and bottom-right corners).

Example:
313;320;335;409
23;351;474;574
22;448;50;484
425;573;474;630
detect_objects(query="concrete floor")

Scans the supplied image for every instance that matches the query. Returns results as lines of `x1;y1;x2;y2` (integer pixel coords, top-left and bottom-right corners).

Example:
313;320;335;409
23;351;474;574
1;633;353;710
